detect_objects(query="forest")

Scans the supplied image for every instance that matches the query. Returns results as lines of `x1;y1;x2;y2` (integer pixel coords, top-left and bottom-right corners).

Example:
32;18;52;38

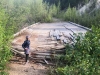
43;0;89;9
0;0;100;75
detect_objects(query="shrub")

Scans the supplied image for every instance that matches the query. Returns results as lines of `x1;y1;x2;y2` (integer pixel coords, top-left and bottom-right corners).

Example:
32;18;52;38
0;8;13;75
56;26;100;75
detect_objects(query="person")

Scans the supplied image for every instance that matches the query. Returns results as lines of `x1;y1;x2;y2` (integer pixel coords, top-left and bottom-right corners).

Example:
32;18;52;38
22;36;30;63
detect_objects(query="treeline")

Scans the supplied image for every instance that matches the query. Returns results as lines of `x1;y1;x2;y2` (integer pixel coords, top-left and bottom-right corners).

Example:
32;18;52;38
1;0;98;29
0;0;60;32
58;6;100;28
44;0;100;28
43;0;89;10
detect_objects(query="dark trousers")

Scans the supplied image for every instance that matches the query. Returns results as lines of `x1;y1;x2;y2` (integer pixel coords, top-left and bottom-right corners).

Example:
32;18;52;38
25;54;29;62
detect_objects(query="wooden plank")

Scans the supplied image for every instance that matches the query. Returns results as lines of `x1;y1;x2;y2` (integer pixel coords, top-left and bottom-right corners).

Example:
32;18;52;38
69;33;75;39
11;49;25;57
63;39;68;44
53;32;58;37
37;45;55;48
56;35;60;41
31;49;65;54
68;21;91;31
32;55;51;59
49;30;54;37
11;49;44;60
33;52;51;56
43;59;49;64
63;25;75;34
55;30;60;36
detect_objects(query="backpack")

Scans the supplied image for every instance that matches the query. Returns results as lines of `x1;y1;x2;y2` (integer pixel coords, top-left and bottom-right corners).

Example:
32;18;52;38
22;41;27;48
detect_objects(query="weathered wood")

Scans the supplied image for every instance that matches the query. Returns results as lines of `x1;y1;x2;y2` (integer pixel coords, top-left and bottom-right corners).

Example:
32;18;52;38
37;45;55;48
68;21;91;31
43;59;49;64
11;49;44;60
68;37;76;43
31;50;65;55
11;49;25;57
55;30;60;36
32;53;51;56
32;50;65;56
63;39;68;44
56;35;60;41
32;55;51;59
11;48;65;60
69;33;75;39
63;25;75;34
12;47;23;52
49;30;54;37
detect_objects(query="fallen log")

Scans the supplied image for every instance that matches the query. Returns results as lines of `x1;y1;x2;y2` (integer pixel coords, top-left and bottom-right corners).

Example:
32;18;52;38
31;54;57;59
37;45;55;48
11;48;65;60
11;48;25;57
32;50;65;56
32;53;51;56
43;59;49;64
11;49;44;60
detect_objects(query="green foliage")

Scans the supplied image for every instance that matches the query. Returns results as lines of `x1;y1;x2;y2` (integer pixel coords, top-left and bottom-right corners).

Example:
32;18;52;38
63;6;77;22
0;8;13;75
55;27;100;75
60;6;100;28
44;0;100;28
0;71;8;75
28;0;58;23
5;0;59;25
0;0;59;33
44;0;89;10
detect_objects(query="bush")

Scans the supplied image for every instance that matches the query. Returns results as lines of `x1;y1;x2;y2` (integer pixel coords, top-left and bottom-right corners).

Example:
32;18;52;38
56;26;100;75
0;8;13;75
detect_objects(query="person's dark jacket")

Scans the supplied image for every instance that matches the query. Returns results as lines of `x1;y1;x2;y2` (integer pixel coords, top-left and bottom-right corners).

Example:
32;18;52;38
22;40;30;54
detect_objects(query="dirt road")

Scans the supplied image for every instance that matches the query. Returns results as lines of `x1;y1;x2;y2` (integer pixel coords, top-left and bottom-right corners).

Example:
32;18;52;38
8;56;48;75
